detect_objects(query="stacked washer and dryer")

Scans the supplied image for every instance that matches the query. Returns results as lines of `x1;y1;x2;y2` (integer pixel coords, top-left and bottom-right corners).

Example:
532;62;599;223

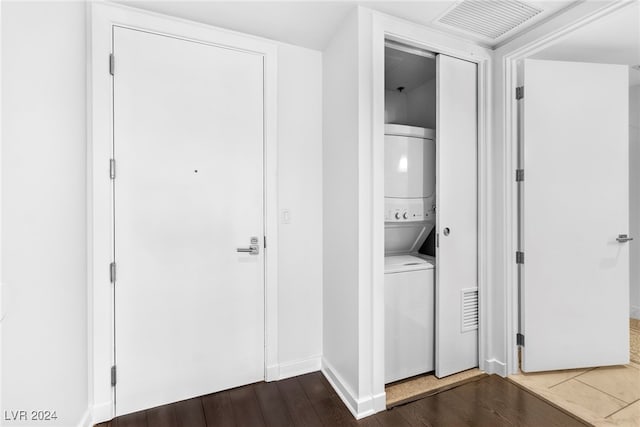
384;123;437;384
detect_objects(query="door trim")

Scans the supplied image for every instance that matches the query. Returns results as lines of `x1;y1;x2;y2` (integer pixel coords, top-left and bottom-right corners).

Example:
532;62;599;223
369;11;492;414
498;0;634;376
88;3;278;423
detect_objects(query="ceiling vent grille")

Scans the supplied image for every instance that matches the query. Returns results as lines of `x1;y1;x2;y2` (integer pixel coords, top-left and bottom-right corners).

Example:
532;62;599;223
436;0;543;40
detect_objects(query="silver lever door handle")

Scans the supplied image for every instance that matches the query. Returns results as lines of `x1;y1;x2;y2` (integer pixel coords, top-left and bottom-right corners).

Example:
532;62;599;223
616;234;634;243
236;245;260;255
237;237;260;255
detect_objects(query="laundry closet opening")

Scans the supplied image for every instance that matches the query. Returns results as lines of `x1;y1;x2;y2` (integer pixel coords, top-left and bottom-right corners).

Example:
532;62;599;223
382;40;483;406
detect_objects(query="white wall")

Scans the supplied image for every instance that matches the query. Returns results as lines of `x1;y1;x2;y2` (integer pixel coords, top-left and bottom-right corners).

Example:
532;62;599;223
384;80;436;128
1;2;89;426
630;82;640;319
276;44;323;372
1;2;323;425
322;7;360;400
407;80;436;129
384;89;407;124
321;8;384;415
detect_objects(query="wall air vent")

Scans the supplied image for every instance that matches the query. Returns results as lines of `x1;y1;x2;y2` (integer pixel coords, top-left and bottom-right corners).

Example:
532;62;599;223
436;0;543;40
461;288;479;332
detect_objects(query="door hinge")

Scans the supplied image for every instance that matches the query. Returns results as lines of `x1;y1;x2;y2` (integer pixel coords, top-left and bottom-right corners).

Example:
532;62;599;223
516;169;524;182
264;235;267;248
110;159;116;179
516;251;525;264
109;53;115;76
111;365;117;386
516;86;524;100
436;233;439;248
110;262;116;283
517;333;525;346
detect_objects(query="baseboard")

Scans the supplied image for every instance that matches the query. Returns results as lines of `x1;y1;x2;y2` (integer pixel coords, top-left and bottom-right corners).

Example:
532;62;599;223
277;355;322;380
631;305;640;320
321;358;384;420
321;358;360;418
91;401;113;425
266;364;280;381
483;358;507;376
77;408;93;427
266;356;322;382
371;392;387;413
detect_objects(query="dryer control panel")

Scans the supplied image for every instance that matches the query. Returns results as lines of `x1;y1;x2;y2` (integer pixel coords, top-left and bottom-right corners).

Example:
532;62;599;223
385;197;435;222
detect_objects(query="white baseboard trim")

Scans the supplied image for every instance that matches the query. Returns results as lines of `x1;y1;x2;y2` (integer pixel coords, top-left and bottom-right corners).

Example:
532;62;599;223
371;392;387;413
483;358;507;376
77;408;93;427
92;401;113;425
266;356;322;382
631;305;640;320
266;364;280;381
321;358;360;418
278;355;322;380
321;358;384;420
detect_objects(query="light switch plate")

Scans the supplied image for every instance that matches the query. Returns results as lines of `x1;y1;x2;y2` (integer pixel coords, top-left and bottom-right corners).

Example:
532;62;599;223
281;209;291;224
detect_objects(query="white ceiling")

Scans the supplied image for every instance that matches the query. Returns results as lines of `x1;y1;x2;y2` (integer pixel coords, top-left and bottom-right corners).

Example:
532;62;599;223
532;1;640;85
117;1;578;50
117;1;352;50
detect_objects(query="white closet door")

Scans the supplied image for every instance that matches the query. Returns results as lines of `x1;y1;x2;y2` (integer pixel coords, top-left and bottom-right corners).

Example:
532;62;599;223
521;59;629;372
435;54;478;378
113;27;265;415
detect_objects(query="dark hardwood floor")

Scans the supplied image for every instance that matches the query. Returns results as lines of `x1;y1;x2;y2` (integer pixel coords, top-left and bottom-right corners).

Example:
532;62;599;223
96;372;586;427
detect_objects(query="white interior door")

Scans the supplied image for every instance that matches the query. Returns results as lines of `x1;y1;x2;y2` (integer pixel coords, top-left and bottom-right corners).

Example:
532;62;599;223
113;27;265;415
435;54;478;378
521;59;629;372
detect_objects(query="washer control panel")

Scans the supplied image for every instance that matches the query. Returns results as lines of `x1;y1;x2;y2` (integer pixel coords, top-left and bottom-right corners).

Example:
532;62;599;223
385;197;435;222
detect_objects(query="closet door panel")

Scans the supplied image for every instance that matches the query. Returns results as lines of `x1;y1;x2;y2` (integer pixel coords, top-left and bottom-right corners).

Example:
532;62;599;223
435;54;478;378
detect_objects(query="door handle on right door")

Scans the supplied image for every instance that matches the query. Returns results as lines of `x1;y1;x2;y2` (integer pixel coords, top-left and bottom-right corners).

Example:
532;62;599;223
616;234;634;243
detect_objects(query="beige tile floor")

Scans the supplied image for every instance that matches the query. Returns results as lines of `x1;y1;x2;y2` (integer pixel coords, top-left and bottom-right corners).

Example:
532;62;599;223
509;362;640;426
509;320;640;426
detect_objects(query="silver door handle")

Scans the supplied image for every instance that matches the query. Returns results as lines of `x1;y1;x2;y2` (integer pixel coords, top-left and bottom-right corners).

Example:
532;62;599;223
237;237;260;255
237;245;260;255
616;234;634;243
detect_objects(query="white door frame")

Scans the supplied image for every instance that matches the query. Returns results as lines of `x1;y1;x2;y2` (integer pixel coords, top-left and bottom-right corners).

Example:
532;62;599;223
0;2;3;416
501;0;634;376
88;3;278;423
370;11;492;407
